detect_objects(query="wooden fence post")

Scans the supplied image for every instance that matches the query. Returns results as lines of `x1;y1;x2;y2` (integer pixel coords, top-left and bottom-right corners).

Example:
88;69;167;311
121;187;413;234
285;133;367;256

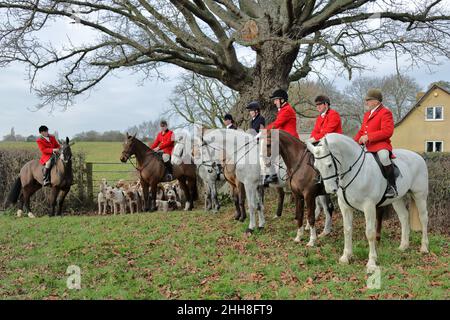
86;162;93;203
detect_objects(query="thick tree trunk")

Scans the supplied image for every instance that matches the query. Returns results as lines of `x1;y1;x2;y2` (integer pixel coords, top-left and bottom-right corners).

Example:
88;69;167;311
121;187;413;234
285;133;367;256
230;42;300;129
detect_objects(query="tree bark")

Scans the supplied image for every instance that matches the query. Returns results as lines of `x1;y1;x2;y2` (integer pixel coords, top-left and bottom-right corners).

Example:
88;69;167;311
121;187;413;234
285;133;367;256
231;42;300;129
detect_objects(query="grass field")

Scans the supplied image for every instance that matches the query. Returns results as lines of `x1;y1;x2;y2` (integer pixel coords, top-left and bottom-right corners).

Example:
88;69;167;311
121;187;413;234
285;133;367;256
1;141;448;299
0;203;448;300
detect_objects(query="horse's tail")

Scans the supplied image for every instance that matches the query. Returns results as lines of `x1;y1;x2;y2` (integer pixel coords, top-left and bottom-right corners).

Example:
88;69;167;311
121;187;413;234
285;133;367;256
409;196;422;232
4;177;22;207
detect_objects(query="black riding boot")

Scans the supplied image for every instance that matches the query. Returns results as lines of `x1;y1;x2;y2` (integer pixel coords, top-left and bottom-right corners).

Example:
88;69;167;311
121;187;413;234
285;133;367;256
384;164;398;198
43;167;51;186
165;160;173;181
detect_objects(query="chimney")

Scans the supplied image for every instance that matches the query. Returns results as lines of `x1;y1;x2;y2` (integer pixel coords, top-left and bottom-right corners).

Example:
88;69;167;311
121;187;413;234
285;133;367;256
416;92;425;101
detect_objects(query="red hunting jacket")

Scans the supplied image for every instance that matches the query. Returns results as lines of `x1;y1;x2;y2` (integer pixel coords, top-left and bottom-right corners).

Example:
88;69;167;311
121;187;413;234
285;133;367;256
354;104;394;153
266;102;299;139
36;135;60;165
150;130;175;155
310;108;343;140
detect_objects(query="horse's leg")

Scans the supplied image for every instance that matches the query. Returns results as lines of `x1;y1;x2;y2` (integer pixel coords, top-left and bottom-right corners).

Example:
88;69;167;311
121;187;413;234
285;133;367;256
412;192;429;253
306;197;319;231
232;185;241;220
204;181;212;212
376;207;384;242
212;180;220;213
23;183;40;218
238;182;246;222
363;204;378;273
274;186;284;218
391;199;410;251
256;186;265;230
305;193;317;247
57;188;70;216
294;194;305;243
338;197;354;264
244;185;257;234
141;180;150;211
17;193;24;217
150;183;158;212
178;178;191;211
319;195;332;238
49;187;59;217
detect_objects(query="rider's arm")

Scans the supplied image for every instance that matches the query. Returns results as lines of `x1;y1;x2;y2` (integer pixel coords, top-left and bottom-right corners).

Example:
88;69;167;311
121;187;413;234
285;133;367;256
150;133;161;149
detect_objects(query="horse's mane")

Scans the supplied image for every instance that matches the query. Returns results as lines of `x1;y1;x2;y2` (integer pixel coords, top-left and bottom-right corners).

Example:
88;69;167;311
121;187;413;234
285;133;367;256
277;130;307;148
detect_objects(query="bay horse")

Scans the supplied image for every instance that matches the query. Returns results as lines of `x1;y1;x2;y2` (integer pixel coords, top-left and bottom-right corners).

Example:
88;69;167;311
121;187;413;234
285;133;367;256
5;137;73;217
260;129;335;246
307;133;429;272
120;133;198;212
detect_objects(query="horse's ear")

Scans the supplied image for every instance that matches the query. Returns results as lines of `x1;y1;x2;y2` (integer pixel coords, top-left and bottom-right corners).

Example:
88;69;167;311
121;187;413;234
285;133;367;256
133;133;137;139
66;137;70;144
306;140;316;153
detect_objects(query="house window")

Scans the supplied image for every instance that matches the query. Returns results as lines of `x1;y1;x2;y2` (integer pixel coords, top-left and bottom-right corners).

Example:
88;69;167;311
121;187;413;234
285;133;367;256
426;141;444;152
425;106;443;120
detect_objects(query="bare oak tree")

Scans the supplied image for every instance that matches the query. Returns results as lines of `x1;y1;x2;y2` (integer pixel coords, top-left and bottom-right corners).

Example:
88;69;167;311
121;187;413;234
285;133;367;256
0;1;449;124
167;72;238;128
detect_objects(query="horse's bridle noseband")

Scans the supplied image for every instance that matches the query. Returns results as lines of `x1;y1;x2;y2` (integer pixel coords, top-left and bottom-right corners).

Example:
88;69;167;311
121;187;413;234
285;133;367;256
314;139;366;190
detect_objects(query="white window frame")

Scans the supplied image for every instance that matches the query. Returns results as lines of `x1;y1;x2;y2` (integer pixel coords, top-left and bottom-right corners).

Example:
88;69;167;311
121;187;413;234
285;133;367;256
425;140;444;152
425;106;444;121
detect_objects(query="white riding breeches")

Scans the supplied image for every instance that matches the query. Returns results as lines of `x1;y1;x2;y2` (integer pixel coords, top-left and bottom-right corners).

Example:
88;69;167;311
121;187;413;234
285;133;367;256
162;153;170;163
45;158;53;168
377;149;391;166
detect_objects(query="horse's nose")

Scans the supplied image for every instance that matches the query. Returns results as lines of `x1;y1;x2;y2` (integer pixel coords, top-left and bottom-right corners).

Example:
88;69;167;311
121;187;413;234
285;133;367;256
120;156;126;163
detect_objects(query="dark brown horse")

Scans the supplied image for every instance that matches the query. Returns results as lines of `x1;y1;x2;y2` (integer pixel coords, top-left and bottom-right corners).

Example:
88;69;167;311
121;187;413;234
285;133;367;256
120;134;198;211
5;137;73;217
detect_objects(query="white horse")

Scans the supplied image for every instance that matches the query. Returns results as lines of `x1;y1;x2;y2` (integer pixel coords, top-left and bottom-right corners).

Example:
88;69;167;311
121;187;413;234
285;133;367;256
199;129;266;233
307;133;429;272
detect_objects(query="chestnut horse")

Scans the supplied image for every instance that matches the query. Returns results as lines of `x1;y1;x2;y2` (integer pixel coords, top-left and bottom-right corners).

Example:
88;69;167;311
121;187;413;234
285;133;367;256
5;137;73;217
120;134;198;212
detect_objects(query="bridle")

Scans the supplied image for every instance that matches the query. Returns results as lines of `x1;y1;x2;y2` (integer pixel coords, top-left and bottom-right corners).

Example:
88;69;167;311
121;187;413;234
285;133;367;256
314;138;366;210
314;139;366;190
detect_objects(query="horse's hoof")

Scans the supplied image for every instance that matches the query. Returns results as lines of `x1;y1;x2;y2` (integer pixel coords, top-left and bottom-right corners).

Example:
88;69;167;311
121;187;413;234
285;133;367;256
257;226;264;231
398;243;409;251
293;237;301;243
339;255;350;264
305;225;310;231
28;212;36;218
16;210;23;218
234;215;240;221
239;216;246;222
306;241;315;247
319;230;331;238
420;245;429;254
273;215;280;219
245;228;254;236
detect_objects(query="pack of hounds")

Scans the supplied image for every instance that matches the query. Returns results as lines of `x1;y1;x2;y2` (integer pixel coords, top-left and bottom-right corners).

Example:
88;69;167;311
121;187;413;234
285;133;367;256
97;178;184;214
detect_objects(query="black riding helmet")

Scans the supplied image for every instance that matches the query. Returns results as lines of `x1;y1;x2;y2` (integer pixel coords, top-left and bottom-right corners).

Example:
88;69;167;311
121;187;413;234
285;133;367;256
270;89;288;101
39;125;49;133
246;101;261;111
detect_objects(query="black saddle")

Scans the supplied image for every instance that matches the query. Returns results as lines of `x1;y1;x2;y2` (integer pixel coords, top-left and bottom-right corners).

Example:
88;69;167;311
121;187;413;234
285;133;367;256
370;152;401;180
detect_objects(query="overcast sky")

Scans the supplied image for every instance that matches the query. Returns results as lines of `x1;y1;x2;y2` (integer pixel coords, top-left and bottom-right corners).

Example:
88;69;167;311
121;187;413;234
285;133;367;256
1;18;449;139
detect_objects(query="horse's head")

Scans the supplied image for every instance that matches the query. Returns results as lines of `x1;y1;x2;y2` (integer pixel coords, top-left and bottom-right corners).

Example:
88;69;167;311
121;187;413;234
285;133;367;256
120;133;137;163
306;137;339;193
259;129;277;167
60;137;73;164
172;134;186;166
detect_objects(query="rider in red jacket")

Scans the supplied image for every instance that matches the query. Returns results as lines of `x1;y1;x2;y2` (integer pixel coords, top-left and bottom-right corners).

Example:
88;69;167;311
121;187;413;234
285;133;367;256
354;89;397;198
264;89;299;186
150;120;175;180
36;125;61;186
309;95;343;142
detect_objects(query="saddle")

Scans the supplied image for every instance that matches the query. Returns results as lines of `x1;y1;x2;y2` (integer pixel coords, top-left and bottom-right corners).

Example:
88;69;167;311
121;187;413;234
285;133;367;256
370;152;401;181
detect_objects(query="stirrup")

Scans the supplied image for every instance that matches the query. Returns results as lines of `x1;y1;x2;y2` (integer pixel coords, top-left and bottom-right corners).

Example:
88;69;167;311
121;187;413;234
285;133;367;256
385;186;398;198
